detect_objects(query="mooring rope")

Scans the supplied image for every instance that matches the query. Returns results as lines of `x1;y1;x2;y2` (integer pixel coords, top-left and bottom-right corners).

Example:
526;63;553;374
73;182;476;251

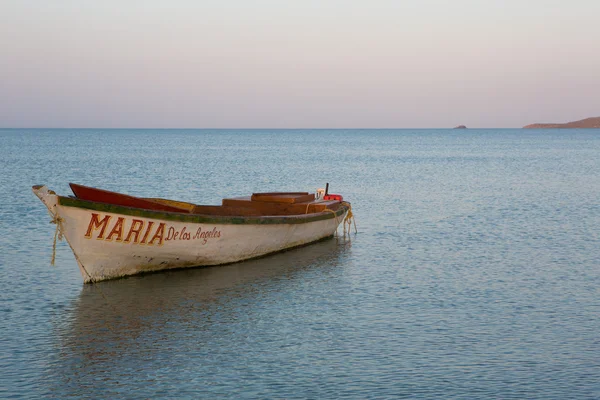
49;213;93;279
323;202;358;237
341;201;358;235
50;215;64;266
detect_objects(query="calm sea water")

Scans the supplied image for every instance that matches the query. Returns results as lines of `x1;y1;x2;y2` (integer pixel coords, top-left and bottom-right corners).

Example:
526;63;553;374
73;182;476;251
1;129;599;399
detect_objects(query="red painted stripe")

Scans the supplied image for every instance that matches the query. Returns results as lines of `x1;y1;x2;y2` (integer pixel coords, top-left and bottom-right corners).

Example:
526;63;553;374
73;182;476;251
69;183;189;213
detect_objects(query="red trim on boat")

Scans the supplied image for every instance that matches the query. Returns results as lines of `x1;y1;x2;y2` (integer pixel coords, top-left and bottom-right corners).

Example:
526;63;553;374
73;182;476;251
69;183;190;213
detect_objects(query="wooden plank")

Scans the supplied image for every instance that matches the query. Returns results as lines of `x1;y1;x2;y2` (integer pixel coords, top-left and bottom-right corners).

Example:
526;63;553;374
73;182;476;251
143;198;197;212
251;192;315;203
223;197;340;215
192;205;263;217
252;192;309;196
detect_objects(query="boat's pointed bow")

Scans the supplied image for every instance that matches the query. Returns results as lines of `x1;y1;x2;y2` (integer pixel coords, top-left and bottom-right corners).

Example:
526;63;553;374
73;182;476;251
32;185;59;216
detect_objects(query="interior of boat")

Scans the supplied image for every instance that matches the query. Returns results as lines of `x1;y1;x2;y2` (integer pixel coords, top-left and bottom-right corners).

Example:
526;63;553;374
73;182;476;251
69;183;343;217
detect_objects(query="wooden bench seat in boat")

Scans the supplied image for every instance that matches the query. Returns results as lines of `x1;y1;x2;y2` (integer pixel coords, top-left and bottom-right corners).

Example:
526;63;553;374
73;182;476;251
222;196;341;216
250;192;315;203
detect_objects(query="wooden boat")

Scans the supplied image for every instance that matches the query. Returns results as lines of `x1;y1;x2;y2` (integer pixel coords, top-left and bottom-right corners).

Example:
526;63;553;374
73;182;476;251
32;184;350;283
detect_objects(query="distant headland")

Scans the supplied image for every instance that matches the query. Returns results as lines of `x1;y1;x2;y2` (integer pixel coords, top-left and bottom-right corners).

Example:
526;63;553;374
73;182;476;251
523;117;600;129
453;125;467;129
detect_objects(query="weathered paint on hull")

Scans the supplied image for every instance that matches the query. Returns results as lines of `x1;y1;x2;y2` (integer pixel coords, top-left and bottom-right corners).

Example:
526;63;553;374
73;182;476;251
33;186;347;283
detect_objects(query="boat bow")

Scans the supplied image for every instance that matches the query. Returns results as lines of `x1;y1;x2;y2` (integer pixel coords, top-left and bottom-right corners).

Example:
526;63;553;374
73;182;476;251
33;185;60;218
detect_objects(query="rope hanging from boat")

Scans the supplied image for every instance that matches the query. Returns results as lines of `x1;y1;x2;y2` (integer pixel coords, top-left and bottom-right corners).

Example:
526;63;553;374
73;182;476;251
48;213;115;322
50;215;64;266
323;202;357;237
341;201;358;235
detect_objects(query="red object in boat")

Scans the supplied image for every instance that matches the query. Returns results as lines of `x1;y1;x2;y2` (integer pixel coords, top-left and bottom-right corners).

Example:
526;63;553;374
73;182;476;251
323;194;343;201
69;183;190;213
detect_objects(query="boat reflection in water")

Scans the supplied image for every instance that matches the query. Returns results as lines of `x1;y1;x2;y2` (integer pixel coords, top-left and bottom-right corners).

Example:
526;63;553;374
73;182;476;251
51;238;351;396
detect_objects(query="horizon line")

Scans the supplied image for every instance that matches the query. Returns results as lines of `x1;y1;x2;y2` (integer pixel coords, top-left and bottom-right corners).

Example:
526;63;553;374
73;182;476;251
0;126;526;130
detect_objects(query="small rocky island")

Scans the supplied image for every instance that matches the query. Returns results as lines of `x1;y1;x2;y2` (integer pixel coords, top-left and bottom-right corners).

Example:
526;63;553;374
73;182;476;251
523;116;600;129
453;125;467;129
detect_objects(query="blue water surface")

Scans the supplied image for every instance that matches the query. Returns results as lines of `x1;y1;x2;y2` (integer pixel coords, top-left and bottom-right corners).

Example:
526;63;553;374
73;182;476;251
0;129;599;399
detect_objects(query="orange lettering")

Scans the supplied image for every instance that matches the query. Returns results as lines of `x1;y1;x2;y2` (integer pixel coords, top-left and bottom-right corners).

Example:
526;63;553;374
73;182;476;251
84;213;111;239
140;221;154;244
148;223;166;246
124;219;144;243
105;217;125;241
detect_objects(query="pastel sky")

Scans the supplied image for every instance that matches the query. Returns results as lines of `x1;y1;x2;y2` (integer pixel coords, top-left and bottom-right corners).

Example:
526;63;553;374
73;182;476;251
1;0;599;128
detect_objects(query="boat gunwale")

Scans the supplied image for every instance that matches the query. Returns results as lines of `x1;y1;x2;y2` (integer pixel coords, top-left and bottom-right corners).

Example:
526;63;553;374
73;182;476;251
58;195;348;225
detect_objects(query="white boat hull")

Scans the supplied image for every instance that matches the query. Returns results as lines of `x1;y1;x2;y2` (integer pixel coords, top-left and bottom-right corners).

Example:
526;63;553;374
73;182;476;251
33;186;347;283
